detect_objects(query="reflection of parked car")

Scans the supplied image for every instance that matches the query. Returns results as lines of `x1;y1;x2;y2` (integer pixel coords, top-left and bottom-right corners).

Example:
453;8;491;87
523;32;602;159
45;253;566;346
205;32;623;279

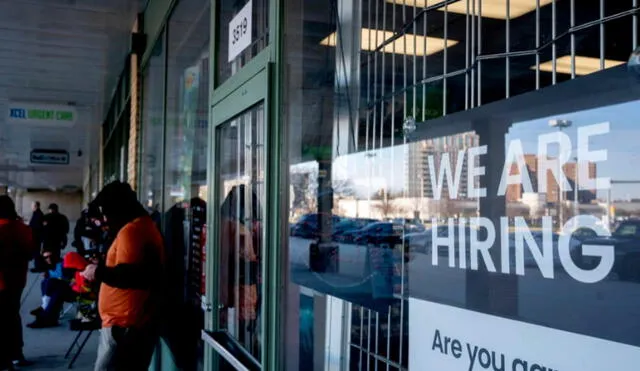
404;226;474;255
351;222;405;246
405;226;448;254
571;227;598;242
581;219;640;282
290;214;342;239
507;232;581;269
332;218;377;242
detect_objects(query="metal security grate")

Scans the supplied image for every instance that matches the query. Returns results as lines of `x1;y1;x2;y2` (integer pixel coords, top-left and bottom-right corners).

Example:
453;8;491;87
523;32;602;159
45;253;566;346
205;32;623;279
345;1;640;370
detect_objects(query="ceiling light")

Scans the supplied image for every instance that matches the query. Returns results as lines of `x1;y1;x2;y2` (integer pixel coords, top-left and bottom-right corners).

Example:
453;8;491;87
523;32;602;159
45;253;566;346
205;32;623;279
533;55;627;76
320;28;458;56
386;0;553;20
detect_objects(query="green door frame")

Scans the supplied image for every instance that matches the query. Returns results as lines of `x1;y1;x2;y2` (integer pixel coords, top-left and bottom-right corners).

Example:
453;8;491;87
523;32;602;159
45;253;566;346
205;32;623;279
204;0;285;369
204;57;279;371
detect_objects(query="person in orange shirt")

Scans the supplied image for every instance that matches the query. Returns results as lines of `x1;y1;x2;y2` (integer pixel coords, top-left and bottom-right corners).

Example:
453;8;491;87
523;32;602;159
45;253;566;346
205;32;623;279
0;195;36;371
81;182;165;371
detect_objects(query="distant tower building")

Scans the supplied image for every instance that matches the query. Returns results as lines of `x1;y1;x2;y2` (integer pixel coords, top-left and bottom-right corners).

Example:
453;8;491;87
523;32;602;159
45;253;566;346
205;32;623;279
405;132;480;200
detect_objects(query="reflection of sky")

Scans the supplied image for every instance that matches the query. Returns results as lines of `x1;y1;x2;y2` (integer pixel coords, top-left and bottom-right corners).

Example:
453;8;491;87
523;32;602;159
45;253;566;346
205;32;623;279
334;145;408;195
332;99;640;200
509;100;640;200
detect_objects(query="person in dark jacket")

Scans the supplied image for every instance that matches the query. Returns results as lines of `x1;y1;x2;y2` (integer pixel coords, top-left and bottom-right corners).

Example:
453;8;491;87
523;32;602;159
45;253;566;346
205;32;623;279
42;203;69;255
0;196;36;370
29;202;45;272
29;201;44;249
81;182;166;371
72;207;101;256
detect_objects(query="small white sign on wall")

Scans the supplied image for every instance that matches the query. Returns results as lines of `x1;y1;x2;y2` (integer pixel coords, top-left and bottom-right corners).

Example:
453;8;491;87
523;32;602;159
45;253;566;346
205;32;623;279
228;0;252;62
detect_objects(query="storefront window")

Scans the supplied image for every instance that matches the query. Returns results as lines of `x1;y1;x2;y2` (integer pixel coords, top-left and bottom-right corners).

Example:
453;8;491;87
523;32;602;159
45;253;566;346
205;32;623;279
140;33;166;221
283;0;640;370
216;0;269;86
163;0;210;369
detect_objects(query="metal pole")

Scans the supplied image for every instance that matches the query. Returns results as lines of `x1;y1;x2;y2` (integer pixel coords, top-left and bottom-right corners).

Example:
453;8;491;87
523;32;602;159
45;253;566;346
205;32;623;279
574;157;579;228
607;188;612;228
558;128;563;230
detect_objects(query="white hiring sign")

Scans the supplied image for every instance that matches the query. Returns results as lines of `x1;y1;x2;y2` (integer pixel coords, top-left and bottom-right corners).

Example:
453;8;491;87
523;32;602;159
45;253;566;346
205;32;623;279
409;299;640;371
228;0;252;62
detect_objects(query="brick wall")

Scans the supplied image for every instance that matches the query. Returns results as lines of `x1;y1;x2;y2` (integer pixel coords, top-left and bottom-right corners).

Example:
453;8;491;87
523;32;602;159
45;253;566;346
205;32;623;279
128;52;140;190
128;18;141;191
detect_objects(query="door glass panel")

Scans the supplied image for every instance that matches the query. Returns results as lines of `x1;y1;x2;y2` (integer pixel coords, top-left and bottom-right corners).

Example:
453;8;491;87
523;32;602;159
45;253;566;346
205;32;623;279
140;32;166;221
216;102;265;363
217;0;269;86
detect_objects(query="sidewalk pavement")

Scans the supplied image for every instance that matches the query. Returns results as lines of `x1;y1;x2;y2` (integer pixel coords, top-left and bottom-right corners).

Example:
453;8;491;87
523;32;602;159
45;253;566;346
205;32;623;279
19;271;98;371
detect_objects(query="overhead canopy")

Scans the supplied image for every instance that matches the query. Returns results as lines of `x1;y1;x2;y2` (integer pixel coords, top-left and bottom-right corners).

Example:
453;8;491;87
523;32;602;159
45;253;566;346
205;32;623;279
0;0;143;190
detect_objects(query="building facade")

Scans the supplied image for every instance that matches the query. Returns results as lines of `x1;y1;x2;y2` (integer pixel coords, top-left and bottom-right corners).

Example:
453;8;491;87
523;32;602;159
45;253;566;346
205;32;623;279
101;0;640;370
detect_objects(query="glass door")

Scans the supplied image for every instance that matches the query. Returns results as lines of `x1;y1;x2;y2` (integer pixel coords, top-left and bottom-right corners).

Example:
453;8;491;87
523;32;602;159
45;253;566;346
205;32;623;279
203;69;269;371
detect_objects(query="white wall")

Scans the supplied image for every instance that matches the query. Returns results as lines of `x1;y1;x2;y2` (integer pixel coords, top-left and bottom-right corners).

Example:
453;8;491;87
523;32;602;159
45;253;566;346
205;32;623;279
18;190;84;224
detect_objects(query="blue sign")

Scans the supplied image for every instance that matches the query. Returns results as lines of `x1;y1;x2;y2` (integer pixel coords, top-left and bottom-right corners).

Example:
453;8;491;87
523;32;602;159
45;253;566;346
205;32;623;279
30;149;70;165
9;108;26;119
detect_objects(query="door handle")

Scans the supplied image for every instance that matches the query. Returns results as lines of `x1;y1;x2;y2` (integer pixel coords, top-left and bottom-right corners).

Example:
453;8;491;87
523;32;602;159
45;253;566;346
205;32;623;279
201;295;213;312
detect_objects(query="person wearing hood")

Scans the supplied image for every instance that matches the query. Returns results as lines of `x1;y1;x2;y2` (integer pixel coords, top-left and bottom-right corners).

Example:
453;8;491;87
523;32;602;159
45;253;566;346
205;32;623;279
0;195;36;370
81;181;166;371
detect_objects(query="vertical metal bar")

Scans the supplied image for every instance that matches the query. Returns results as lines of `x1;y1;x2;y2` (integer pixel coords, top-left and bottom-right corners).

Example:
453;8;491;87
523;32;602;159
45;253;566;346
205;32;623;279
366;0;372;158
341;301;353;371
552;0;557;85
392;0;397;148
471;0;476;108
443;1;449;115
423;5;428;121
367;309;372;370
536;0;541;89
506;0;510;98
359;306;364;369
403;0;408;122
382;0;387;152
600;0;605;70
374;312;380;371
634;0;638;49
465;0;470;110
413;0;418;122
385;308;392;371
571;0;576;79
478;0;483;105
373;0;380;152
235;118;242;339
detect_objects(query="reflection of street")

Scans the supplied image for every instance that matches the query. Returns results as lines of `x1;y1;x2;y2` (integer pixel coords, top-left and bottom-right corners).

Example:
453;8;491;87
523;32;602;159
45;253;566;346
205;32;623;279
290;237;368;279
289;237;399;310
408;255;640;348
291;236;640;347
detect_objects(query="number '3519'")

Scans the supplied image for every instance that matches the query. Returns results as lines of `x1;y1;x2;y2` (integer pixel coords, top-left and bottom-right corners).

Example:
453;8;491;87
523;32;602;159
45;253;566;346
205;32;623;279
232;17;248;45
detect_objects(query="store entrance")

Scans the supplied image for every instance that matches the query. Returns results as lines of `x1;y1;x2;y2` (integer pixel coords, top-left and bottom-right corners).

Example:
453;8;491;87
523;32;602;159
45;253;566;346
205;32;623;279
203;68;269;371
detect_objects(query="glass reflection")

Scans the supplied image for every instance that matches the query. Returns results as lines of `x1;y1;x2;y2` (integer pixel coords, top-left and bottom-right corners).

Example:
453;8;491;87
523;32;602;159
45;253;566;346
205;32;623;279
283;0;640;370
217;104;265;361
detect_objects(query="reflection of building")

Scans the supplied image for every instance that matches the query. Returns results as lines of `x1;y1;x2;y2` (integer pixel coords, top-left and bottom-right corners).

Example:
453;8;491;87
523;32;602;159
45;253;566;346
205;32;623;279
506;154;597;203
405;132;480;199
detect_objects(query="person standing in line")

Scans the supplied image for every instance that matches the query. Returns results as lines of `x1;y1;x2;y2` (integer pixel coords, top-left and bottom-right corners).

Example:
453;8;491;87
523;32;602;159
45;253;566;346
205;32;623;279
73;206;102;256
0;195;36;371
29;201;45;272
81;182;166;371
42;203;70;257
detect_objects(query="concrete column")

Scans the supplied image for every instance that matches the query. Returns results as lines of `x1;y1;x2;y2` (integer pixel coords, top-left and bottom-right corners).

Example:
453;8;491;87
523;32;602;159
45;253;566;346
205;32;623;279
332;0;361;156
